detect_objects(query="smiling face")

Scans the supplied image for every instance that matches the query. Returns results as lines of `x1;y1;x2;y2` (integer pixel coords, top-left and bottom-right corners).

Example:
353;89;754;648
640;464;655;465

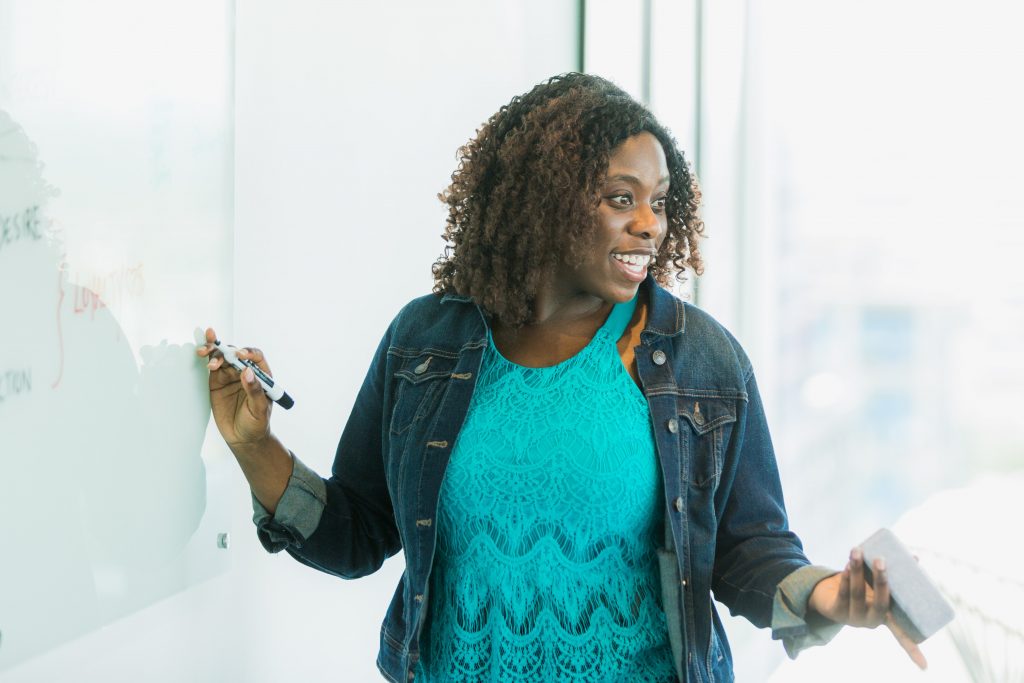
553;131;670;308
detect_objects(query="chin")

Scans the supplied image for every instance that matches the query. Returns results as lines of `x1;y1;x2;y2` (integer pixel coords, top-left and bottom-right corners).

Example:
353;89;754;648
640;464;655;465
599;281;642;304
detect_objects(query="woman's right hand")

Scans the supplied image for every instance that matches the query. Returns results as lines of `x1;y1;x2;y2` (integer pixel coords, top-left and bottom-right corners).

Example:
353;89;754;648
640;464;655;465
196;326;274;452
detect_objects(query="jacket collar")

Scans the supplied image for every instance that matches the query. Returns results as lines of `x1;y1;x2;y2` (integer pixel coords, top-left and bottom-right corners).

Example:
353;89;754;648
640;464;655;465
440;274;686;338
642;274;687;338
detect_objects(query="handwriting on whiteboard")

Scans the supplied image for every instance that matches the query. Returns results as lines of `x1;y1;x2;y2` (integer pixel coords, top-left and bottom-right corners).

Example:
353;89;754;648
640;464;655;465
0;205;43;253
69;263;146;321
0;367;32;404
52;261;147;388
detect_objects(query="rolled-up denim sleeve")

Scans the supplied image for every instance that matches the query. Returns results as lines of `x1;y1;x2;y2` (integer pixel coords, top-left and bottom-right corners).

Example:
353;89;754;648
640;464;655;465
771;565;844;658
251;453;327;553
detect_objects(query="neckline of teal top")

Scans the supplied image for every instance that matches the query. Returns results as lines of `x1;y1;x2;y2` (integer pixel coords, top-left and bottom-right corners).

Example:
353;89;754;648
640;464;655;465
486;292;639;371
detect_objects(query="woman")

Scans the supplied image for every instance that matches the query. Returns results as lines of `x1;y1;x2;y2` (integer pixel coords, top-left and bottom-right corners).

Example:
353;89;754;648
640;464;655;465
198;73;924;682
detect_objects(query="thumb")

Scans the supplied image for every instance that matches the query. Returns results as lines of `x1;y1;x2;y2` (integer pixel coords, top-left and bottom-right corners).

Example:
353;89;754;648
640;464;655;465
241;366;270;407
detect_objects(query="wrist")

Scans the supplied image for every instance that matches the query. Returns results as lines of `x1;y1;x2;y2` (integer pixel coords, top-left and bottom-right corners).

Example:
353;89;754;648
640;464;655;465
229;432;280;460
229;434;294;514
807;572;841;621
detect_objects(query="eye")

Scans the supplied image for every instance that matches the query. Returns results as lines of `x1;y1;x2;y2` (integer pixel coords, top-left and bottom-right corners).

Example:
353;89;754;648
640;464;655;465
606;193;633;207
652;196;668;213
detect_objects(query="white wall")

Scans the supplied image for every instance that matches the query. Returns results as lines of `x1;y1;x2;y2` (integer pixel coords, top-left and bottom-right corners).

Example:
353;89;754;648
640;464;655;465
3;2;577;681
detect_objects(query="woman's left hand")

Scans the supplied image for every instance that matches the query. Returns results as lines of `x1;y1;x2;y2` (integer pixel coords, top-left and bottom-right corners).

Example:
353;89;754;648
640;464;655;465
807;547;928;670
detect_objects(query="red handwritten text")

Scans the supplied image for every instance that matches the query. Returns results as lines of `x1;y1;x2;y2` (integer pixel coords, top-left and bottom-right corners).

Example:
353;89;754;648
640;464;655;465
70;263;145;321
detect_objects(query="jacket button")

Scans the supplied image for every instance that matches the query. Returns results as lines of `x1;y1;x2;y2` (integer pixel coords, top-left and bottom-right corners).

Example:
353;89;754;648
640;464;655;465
675;496;683;512
652;350;667;365
413;357;431;374
667;418;679;433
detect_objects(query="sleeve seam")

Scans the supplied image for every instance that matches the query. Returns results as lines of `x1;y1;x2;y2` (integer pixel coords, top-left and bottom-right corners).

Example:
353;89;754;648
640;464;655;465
718;574;774;600
742;362;755;384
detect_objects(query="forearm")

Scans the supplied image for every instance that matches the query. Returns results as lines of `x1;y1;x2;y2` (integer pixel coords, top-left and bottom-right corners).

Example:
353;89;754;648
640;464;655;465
772;565;843;657
231;433;293;515
250;453;400;579
713;370;815;626
248;318;402;578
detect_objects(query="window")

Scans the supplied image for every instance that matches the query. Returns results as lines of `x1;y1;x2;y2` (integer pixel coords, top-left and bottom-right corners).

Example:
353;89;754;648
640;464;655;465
588;1;1024;678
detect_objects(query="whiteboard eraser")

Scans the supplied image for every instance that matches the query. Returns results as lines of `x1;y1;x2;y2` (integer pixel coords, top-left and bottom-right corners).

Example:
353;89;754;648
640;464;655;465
860;528;955;643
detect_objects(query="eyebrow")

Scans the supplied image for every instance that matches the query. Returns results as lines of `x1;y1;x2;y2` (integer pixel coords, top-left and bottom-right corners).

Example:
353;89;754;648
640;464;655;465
605;174;671;187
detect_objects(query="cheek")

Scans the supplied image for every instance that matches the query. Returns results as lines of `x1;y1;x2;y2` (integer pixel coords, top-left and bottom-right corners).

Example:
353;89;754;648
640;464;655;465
659;217;670;242
596;212;625;239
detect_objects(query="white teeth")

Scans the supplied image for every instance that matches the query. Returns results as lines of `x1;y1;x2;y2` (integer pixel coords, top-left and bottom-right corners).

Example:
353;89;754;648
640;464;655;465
613;253;651;266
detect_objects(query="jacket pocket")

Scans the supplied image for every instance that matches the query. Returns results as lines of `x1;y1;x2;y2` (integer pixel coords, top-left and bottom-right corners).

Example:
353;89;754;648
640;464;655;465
381;575;408;652
678;397;736;489
708;623;732;682
705;601;734;681
378;578;408;680
388;352;455;436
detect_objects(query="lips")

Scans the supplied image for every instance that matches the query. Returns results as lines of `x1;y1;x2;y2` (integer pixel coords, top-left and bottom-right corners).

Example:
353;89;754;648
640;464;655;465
610;253;648;282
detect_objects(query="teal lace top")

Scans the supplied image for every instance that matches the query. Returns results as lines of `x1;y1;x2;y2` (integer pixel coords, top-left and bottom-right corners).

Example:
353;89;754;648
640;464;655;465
413;294;676;682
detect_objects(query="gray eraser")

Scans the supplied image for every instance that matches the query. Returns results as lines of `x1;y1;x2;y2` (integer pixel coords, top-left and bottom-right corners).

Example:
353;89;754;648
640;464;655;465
860;528;955;643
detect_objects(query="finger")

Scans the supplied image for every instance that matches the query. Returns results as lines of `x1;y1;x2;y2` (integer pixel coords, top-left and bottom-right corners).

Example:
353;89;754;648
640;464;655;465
867;557;889;626
849;547;868;623
202;327;218;353
197;328;214;356
240;366;270;410
837;565;851;606
237;347;272;375
206;357;243;385
197;327;220;357
887;613;928;671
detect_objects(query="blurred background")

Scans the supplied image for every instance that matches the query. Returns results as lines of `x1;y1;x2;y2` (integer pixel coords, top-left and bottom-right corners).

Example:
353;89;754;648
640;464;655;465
1;1;1021;681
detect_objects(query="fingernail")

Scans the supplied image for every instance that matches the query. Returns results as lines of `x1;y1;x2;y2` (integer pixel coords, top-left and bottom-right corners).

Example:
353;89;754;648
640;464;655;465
851;548;862;562
876;558;886;571
244;367;254;383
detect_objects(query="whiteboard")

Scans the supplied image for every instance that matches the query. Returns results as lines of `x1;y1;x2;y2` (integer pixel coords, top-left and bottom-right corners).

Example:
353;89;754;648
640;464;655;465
0;1;234;669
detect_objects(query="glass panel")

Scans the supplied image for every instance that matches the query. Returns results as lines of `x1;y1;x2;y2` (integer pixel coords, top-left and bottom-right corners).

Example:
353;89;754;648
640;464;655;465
733;1;1024;679
0;0;234;670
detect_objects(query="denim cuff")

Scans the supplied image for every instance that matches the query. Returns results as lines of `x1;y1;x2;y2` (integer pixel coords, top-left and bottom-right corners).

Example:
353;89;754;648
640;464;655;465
251;453;327;553
771;564;844;658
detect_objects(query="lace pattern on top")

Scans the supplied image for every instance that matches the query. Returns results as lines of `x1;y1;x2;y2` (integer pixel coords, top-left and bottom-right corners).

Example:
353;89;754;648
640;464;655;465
414;295;677;682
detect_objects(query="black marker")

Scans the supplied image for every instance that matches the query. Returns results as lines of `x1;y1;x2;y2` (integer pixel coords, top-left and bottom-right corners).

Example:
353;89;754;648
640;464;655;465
214;340;294;409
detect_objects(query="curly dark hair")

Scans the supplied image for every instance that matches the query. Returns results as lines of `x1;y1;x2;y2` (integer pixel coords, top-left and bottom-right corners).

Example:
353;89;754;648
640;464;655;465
432;72;704;327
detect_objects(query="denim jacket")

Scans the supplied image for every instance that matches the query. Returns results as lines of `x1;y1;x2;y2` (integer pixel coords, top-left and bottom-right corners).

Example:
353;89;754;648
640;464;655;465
252;277;841;682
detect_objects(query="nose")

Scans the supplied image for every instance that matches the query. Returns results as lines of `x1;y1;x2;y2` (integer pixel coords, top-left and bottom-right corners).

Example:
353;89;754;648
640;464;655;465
628;202;664;241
